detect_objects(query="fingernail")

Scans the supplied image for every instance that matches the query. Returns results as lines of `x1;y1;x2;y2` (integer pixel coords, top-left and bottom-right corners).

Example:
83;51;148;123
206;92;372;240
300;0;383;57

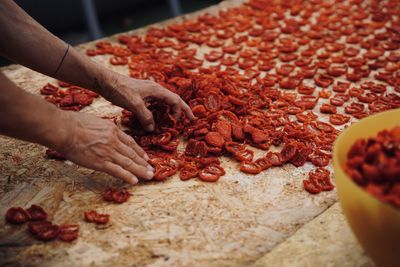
144;153;149;161
146;170;154;178
147;165;154;172
146;124;155;132
130;176;139;185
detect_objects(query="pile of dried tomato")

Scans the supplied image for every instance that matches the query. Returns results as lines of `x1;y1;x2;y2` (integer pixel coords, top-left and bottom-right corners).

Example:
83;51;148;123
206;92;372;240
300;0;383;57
40;81;99;111
345;126;400;208
5;197;126;242
5;204;79;242
40;0;400;194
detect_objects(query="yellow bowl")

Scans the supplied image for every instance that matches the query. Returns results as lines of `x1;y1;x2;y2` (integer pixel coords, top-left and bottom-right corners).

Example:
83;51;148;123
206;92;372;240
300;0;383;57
334;108;400;267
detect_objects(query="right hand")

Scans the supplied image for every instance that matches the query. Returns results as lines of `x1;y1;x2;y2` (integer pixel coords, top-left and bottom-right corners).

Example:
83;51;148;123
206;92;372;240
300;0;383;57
53;111;154;185
98;74;195;132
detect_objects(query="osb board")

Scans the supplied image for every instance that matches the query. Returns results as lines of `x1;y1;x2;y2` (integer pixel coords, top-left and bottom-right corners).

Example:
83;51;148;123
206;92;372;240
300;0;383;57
253;203;375;267
0;0;393;266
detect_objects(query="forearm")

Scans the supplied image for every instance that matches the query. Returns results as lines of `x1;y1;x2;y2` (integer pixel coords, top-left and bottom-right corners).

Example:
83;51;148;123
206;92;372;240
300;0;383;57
0;72;67;149
0;1;193;133
0;0;111;93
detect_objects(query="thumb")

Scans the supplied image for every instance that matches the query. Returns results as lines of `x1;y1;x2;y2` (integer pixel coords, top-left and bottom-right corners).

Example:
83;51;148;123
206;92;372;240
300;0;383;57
130;98;155;132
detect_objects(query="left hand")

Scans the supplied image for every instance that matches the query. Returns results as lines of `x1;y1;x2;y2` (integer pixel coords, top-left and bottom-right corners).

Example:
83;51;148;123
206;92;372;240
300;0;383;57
98;73;195;131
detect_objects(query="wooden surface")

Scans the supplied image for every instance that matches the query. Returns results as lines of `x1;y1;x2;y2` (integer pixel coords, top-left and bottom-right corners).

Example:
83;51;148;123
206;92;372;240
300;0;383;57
0;0;385;266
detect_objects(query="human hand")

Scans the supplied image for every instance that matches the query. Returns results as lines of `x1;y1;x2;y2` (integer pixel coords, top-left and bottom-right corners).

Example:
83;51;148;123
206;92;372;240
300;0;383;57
98;73;195;131
53;111;154;184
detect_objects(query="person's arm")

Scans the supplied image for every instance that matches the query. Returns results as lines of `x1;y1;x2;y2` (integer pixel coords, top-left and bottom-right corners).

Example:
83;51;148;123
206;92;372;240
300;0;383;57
0;72;153;185
0;0;194;132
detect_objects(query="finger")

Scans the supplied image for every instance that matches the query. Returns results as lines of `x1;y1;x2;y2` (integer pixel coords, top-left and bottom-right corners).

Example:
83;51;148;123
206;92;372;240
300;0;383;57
130;98;155;132
168;98;182;121
164;94;194;121
116;141;148;168
102;161;139;185
117;130;149;161
180;99;195;120
161;91;194;121
111;152;154;180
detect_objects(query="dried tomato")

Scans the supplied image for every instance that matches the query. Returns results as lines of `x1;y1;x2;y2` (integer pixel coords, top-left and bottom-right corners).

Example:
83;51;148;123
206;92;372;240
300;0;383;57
358;92;378;103
5;207;30;224
239;49;256;58
29;221;60;241
279;142;296;162
344;102;364;114
264;152;282;166
329;96;345;106
310;154;330;167
204;51;223;62
198;164;224;182
59;224;79;242
154;164;177;181
204;92;221;112
214;120;232;141
320;104;337;114
112;188;131;203
180;162;198;181
28;221;52;235
303;167;334;194
102;188;115;202
276;64;295;76
346;72;362;82
303;180;321;194
314;74;334;88
206;39;223;48
296;112;315;123
280;53;298;62
332;81;350;93
73;93;93;106
205;132;225;147
26;204;48;221
254;156;271;170
240;161;261;174
102;188;131;203
220;56;238;66
110;56;128;65
287;106;304;115
223;45;242;54
297;84;315;95
329;114;350;125
84;210;110;225
238;58;257;69
192;105;208;118
40;83;58;95
233;149;254;162
279;76;301;89
314;121;335;133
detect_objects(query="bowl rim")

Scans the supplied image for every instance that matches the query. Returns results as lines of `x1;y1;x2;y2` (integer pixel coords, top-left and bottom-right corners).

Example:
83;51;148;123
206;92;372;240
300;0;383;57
333;108;400;213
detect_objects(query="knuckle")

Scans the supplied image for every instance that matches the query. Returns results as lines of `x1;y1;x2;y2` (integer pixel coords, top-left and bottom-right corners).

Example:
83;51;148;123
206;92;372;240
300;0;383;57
104;130;116;141
98;145;113;157
146;80;156;86
130;97;143;108
130;152;138;160
170;96;180;105
122;159;133;169
92;161;104;171
142;113;153;123
112;126;120;136
127;139;137;148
